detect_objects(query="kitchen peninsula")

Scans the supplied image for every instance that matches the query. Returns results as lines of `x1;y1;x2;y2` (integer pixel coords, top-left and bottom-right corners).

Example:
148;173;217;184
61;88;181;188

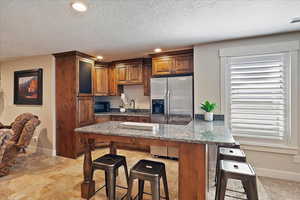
75;119;235;200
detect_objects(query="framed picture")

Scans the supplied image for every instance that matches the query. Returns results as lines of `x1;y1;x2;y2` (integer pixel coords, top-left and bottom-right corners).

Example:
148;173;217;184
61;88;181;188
14;69;43;105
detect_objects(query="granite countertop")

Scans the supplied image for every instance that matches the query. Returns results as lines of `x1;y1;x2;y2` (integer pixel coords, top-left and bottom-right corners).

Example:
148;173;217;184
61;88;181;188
75;120;234;145
95;111;150;117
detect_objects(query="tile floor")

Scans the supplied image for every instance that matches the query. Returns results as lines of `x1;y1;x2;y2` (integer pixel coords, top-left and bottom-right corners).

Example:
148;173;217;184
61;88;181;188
0;148;299;200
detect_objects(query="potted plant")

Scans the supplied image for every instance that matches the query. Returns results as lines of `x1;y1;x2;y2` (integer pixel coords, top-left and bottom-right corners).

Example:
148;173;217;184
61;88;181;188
201;101;217;121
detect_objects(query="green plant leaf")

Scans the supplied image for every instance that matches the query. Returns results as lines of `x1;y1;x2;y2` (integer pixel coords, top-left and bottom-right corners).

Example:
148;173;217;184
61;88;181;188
200;101;217;112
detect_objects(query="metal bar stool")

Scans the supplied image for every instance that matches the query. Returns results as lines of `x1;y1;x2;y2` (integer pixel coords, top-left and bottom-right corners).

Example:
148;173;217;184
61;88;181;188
127;159;170;200
215;160;259;200
92;154;129;200
215;146;246;185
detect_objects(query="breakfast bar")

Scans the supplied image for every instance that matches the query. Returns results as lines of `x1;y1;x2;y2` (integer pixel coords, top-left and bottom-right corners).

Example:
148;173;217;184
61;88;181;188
75;120;235;200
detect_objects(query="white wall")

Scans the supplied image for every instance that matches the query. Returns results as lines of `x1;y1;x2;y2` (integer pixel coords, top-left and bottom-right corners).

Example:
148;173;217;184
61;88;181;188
0;55;55;155
194;32;300;181
96;85;150;109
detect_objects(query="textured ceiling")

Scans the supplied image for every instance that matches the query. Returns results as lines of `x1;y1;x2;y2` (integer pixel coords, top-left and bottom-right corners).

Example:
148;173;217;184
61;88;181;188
1;0;300;62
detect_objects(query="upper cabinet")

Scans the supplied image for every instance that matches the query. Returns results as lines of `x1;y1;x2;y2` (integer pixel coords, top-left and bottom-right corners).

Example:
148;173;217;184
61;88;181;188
94;63;119;96
115;59;143;85
151;49;193;76
152;57;173;75
143;58;152;96
108;64;117;96
128;62;143;83
94;64;109;96
115;63;128;84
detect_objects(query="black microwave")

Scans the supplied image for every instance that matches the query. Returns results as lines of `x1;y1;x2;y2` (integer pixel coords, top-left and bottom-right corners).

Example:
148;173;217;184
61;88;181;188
95;101;110;113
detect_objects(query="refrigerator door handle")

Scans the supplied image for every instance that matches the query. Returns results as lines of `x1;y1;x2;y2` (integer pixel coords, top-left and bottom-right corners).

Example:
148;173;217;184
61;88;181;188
165;90;168;118
167;90;171;119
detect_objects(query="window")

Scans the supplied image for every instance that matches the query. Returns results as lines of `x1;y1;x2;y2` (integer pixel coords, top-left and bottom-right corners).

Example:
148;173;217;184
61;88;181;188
226;53;290;140
220;41;299;148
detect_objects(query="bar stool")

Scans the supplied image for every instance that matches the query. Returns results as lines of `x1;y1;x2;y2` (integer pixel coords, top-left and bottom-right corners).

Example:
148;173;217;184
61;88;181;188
215;147;246;185
92;154;129;200
127;159;170;200
215;160;259;200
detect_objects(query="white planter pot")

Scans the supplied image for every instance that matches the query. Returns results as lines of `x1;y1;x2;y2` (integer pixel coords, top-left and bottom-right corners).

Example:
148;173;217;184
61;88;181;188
120;108;126;113
204;112;213;121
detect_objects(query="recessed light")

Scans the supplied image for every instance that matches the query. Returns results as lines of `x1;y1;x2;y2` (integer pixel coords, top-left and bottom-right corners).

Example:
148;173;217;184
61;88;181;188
290;17;300;24
154;48;162;53
97;56;103;60
71;1;87;12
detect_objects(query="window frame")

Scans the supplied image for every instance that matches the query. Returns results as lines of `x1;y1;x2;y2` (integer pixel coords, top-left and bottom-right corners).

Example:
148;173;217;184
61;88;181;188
220;41;299;149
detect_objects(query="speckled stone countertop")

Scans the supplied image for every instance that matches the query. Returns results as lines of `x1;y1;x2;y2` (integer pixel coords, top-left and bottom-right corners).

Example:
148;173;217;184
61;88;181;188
75;120;234;145
95;111;150;117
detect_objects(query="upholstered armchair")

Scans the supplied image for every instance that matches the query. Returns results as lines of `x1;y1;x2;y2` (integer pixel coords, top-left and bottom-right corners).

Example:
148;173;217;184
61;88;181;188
0;113;41;176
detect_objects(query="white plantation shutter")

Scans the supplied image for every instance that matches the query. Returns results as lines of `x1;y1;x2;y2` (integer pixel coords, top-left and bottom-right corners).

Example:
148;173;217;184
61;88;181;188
227;53;290;139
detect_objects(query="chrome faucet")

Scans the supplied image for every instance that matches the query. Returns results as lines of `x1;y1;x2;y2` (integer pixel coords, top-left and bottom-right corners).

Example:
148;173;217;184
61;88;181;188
130;99;136;110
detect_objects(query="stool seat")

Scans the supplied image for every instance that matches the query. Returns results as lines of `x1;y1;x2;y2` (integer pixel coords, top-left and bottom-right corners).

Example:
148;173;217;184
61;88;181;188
221;160;255;176
92;154;129;200
215;147;246;185
219;148;246;158
215;160;258;200
127;159;170;200
93;154;125;169
131;159;165;178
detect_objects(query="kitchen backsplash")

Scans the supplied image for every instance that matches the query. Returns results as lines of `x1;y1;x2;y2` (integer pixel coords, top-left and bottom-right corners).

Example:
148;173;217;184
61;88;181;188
95;85;150;109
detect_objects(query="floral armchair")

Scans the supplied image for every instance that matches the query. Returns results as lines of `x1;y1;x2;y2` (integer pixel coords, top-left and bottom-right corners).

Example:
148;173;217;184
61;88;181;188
0;113;41;176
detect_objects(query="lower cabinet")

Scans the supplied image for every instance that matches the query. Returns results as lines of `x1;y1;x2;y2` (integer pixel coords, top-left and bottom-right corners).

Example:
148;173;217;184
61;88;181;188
77;97;95;126
95;115;111;123
111;115;150;122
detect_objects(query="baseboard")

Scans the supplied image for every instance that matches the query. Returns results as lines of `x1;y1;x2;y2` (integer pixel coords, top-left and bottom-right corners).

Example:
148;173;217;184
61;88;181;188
256;167;300;182
27;145;54;156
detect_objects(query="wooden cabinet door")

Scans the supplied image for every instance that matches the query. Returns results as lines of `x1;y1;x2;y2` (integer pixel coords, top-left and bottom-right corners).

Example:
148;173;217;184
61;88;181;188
138;116;150;123
128;63;143;83
173;54;193;74
152;57;173;76
143;60;151;96
115;64;128;84
94;67;109;96
95;115;111;123
108;65;117;96
77;96;94;126
111;115;127;121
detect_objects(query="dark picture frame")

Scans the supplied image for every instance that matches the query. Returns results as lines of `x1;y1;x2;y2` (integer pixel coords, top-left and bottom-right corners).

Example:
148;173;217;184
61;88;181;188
14;69;43;105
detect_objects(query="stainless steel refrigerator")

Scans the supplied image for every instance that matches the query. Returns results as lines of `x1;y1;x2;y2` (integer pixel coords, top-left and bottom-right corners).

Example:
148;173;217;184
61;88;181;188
150;75;193;158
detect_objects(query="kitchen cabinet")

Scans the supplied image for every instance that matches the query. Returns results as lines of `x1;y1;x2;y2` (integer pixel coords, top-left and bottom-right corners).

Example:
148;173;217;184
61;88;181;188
143;59;152;96
174;54;193;74
115;64;128;84
111;115;150;122
54;51;95;158
95;115;111;123
152;57;173;75
115;59;143;85
128;62;143;83
77;96;95;126
108;65;118;96
94;65;109;96
151;49;193;76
